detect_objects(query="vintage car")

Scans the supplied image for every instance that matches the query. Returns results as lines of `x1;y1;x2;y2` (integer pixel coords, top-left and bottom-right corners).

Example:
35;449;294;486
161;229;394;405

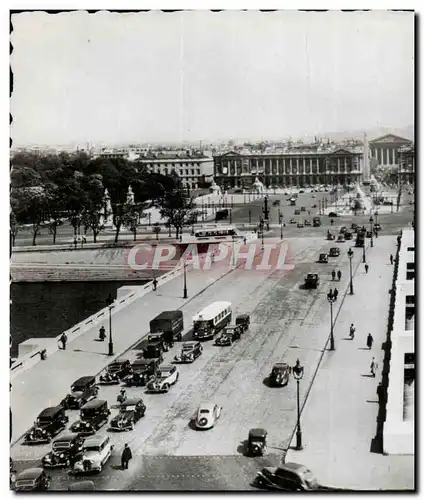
68;480;96;491
294;209;301;215
123;359;159;386
147;332;173;352
215;325;242;346
329;247;340;257
336;234;345;243
268;363;291;387
344;232;353;240
290;218;296;224
24;406;69;444
106;359;132;378
61;376;99;410
300;206;306;212
366;231;373;238
142;342;164;364
318;253;328;264
351;223;358;231
194;403;222;430
254;463;320;491
272;199;280;206
328;212;338;218
304;220;311;226
13;468;51;492
146;365;179;393
109;398;146;431
73;435;113;474
42;434;85;468
235;314;250;332
173;341;203;363
98;371;120;385
374;223;382;231
297;221;304;228
70;400;110;435
326;232;335;241
311;203;317;208
304;273;319;289
339;226;348;234
247;428;267;456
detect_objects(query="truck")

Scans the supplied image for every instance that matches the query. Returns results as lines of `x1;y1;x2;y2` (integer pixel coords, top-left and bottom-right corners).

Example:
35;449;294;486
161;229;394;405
313;217;321;227
355;232;365;248
149;310;184;344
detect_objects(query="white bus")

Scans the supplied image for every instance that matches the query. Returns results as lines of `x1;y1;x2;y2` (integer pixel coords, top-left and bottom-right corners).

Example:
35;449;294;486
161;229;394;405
192;301;232;340
194;225;242;241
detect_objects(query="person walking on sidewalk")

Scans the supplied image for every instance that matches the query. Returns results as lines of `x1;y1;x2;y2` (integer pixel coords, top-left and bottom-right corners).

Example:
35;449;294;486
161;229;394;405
152;278;158;291
365;263;369;274
337;269;342;281
59;333;68;350
333;288;339;301
331;270;336;281
370;357;378;377
98;326;106;341
366;333;374;350
349;323;356;339
121;443;133;470
390;254;394;265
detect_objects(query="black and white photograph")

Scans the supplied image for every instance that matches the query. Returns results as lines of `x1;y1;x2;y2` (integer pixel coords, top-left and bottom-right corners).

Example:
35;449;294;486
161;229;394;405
8;8;415;492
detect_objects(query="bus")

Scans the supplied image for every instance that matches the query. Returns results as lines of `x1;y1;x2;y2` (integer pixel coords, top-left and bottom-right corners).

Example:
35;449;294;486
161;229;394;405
192;301;232;340
194;225;241;241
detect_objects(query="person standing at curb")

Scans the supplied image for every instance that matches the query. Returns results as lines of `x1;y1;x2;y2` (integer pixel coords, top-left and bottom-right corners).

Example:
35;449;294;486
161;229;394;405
99;326;106;341
349;323;355;339
390;254;394;265
121;443;133;470
365;263;369;274
366;333;374;350
337;270;342;281
59;333;68;350
370;357;378;377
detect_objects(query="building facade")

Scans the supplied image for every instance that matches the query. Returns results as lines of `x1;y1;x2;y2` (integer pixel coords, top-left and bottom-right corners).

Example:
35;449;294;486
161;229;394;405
213;147;362;189
369;134;413;168
396;145;415;185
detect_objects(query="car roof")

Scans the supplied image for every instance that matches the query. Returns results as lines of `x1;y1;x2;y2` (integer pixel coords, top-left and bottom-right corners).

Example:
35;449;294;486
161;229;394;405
198;403;215;411
72;376;95;386
273;362;289;369
81;399;107;410
120;398;143;407
277;462;309;473
53;433;79;443
132;359;151;365
16;468;44;480
159;365;174;371
183;341;198;347
83;434;108;446
249;428;267;438
236;314;249;319
38;406;63;418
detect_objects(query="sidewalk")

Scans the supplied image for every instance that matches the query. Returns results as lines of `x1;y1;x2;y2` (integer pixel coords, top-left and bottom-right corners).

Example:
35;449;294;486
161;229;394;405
285;235;414;490
10;258;245;444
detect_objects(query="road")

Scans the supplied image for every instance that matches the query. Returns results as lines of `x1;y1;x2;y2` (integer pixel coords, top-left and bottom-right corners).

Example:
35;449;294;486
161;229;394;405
11;188;414;491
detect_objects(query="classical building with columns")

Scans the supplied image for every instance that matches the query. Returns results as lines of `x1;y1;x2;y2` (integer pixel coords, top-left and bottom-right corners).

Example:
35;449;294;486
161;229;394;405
213;145;362;189
369;134;413;168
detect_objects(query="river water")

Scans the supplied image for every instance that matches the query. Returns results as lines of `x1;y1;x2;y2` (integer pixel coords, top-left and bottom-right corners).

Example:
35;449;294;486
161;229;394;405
10;280;149;358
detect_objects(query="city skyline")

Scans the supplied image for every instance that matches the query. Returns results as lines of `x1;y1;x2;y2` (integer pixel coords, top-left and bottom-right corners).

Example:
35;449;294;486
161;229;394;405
11;10;414;147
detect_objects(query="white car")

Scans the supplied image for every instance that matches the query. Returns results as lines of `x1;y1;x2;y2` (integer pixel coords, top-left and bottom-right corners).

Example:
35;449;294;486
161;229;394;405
73;435;113;473
146;365;179;393
194;403;222;430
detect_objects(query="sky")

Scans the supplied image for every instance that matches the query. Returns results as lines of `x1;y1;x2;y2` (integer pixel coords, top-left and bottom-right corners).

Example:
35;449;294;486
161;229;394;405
10;10;414;147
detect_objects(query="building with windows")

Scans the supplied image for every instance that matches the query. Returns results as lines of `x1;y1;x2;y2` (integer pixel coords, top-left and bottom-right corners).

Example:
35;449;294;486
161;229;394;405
396;145;415;186
213;145;362;189
369;134;413;168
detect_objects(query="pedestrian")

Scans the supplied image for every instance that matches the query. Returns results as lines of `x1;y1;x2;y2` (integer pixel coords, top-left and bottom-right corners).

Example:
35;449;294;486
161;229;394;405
333;288;339;300
365;263;369;274
331;270;336;281
337;269;342;281
366;333;374;350
152;278;158;291
99;326;106;341
349;323;355;339
390;254;394;265
370;357;378;377
243;237;247;245
121;443;133;470
60;333;68;350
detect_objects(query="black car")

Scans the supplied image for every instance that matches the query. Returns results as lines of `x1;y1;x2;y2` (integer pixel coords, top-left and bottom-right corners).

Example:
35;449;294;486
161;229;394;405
13;468;51;492
147;332;172;352
173;341;203;363
42;434;85;468
366;231;373;238
329;247;340;257
318;253;328;263
70;400;110;436
24;406;69;444
61;376;99;410
142;342;164;363
247;428;267;457
235;314;250;333
268;363;291;387
255;463;320;491
328;212;338;218
215;209;229;221
124;359;160;386
109;398;146;431
215;325;242;346
304;273;319;289
106;359;132;379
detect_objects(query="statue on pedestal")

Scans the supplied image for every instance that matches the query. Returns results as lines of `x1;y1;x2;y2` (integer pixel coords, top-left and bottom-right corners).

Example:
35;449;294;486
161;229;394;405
101;188;114;228
252;177;265;195
209;179;222;196
126;185;135;205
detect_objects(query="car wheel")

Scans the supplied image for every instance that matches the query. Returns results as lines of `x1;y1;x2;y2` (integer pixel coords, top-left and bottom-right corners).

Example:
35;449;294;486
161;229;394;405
163;384;169;392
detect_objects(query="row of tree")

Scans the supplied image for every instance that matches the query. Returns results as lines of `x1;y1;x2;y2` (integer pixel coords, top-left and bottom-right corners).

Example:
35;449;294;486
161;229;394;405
10;151;196;246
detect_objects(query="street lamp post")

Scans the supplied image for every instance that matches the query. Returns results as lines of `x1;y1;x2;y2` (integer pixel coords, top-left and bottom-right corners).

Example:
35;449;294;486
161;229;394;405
292;359;304;450
106;295;114;356
183;262;188;299
327;289;336;351
347;247;354;295
229;209;232;224
248;208;252;224
362;244;366;263
260;217;264;250
369;216;374;247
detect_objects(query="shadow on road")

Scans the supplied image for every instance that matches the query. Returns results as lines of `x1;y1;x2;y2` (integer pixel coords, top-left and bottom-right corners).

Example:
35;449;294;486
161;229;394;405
236;440;248;456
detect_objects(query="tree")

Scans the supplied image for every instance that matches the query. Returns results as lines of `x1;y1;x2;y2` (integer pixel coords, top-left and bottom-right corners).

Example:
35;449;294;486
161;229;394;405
81;209;104;243
159;187;195;239
13;187;47;246
153;223;161;241
121;204;143;241
10;210;18;248
44;183;66;244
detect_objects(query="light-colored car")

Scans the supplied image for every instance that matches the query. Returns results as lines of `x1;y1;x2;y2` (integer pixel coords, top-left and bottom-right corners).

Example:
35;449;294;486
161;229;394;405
194;403;222;430
146;365;179;393
73;435;113;473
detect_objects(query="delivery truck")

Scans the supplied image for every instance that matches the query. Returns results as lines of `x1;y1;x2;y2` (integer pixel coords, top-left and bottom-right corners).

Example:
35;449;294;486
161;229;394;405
149;310;184;346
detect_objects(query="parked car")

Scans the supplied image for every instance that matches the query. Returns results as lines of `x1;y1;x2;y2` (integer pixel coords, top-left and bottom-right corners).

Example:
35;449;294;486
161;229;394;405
61;376;99;410
235;314;250;333
254;463;320;491
13;468;51;492
318;253;328;263
290;218;296;224
268;363;291;387
215;325;243;346
24;406;69;444
304;220;311;226
297;222;304;228
336;235;345;243
146;365;179;393
73;435;113;474
42;434;85;468
70;400;110;435
109;398;146;431
329;247;340;257
123;359;159;386
173;341;203;363
193;403;222;430
304;273;319;289
328;212;338;218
